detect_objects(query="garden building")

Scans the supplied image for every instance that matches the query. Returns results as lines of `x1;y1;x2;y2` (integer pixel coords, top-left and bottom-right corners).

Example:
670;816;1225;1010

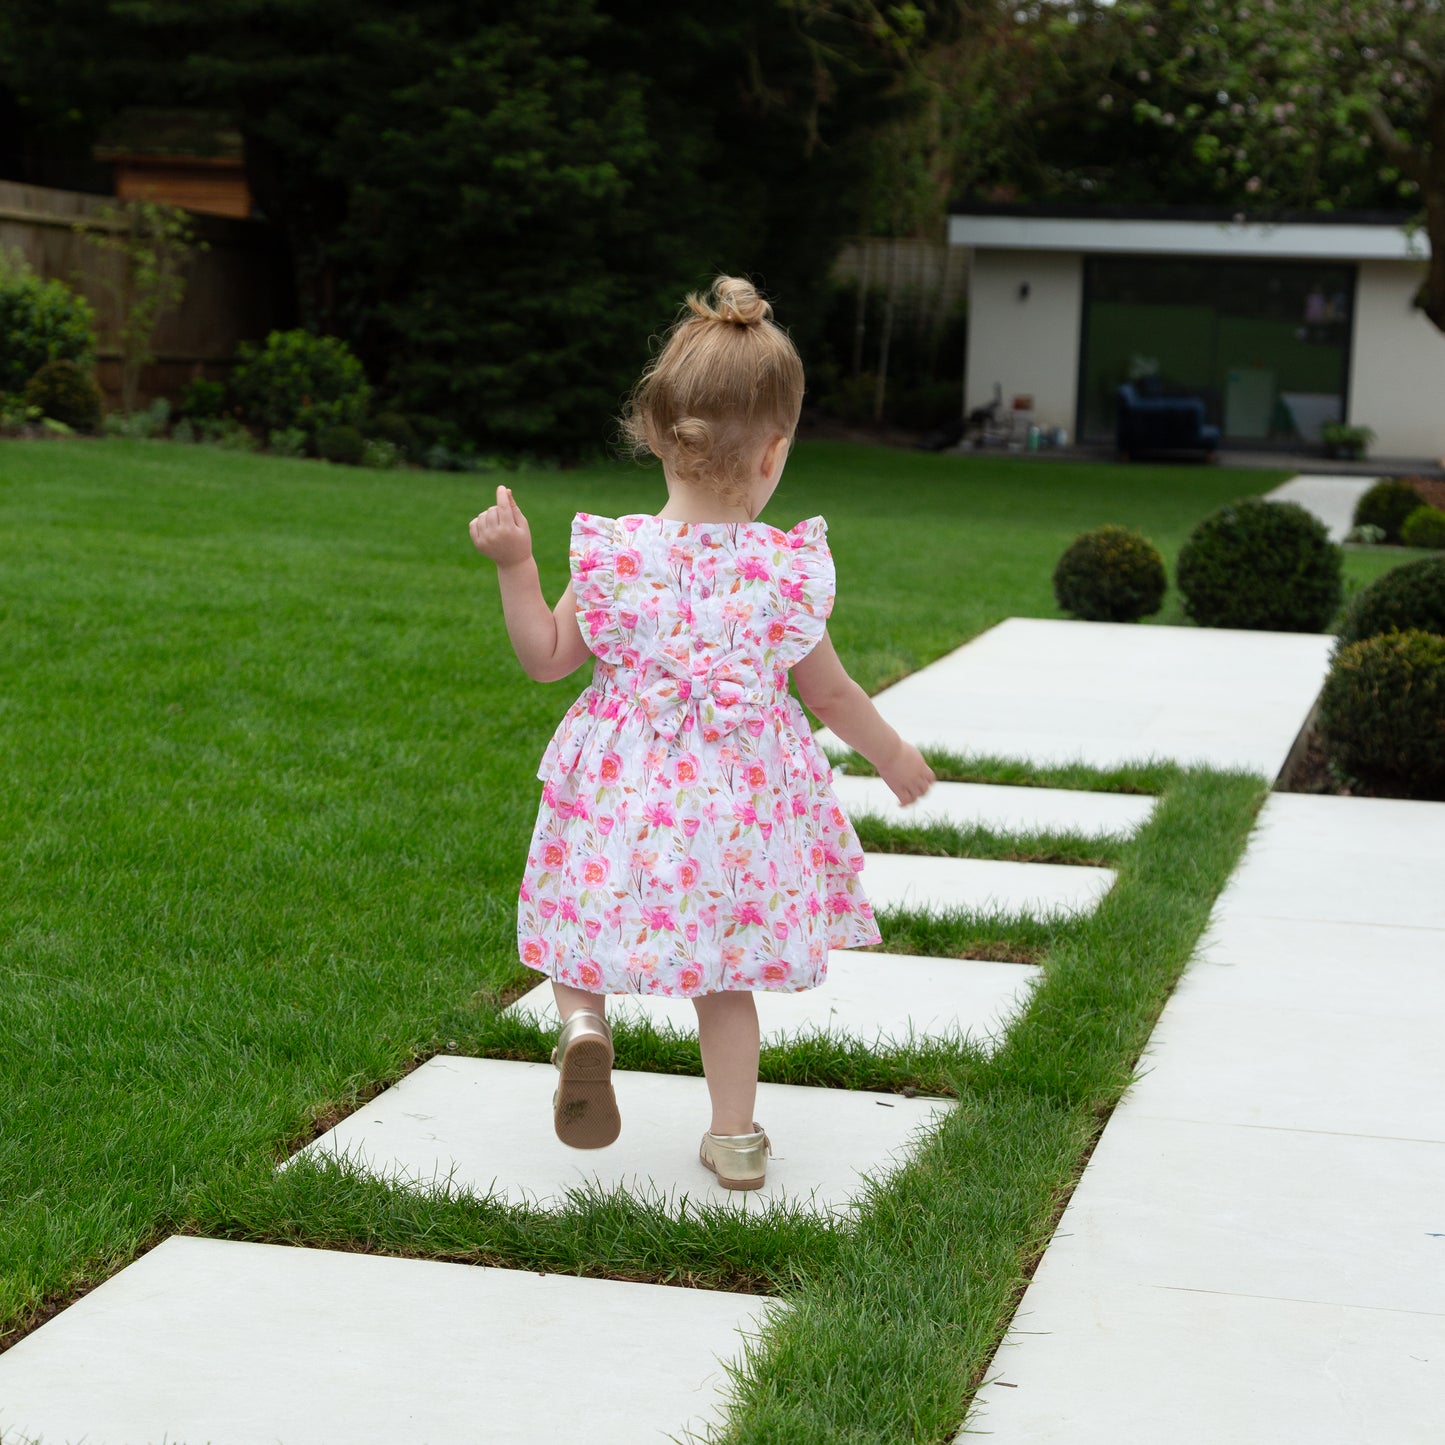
949;204;1445;460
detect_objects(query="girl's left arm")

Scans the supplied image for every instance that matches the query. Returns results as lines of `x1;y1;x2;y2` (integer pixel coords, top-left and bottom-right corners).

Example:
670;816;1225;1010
792;629;934;805
471;485;591;683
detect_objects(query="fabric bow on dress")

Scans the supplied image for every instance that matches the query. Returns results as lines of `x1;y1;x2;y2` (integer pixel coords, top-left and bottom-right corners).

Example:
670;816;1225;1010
627;652;780;744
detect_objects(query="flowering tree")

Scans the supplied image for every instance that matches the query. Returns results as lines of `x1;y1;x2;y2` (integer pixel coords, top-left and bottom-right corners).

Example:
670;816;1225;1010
1103;0;1445;327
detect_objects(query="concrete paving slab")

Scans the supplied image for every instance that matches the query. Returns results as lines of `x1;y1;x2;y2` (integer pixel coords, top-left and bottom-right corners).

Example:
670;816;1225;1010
815;617;1332;776
0;1236;770;1445
831;774;1155;838
1124;997;1445;1142
1264;474;1378;542
1015;1110;1445;1316
960;784;1445;1445
291;1057;951;1217
863;851;1115;919
1216;793;1445;930
1187;913;1445;1018
965;1276;1444;1445
507;949;1041;1051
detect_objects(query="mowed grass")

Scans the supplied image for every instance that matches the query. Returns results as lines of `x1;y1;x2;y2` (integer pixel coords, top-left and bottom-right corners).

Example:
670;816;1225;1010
0;435;1376;1438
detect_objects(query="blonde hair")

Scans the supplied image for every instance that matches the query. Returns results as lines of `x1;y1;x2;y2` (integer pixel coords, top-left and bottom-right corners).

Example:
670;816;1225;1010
621;275;804;509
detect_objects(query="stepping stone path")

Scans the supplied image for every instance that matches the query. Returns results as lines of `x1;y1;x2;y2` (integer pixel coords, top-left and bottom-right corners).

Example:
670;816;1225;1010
964;793;1445;1443
509;949;1042;1053
3;608;1351;1443
1261;473;1379;543
815;616;1333;777
0;1235;771;1445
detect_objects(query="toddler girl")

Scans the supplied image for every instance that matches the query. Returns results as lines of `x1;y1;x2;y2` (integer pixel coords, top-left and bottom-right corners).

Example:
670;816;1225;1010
470;276;933;1189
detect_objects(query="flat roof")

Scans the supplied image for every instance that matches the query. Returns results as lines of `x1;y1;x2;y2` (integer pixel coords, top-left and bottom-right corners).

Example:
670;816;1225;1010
947;212;1428;262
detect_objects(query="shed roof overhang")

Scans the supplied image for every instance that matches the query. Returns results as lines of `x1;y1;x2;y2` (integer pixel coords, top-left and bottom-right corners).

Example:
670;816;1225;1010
947;207;1428;262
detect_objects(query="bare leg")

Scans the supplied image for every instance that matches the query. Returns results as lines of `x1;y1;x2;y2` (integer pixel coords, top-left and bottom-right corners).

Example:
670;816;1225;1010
692;990;760;1135
553;981;606;1023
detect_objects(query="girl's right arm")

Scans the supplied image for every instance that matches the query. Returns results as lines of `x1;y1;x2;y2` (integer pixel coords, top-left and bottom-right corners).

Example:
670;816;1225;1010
471;485;592;683
792;630;934;805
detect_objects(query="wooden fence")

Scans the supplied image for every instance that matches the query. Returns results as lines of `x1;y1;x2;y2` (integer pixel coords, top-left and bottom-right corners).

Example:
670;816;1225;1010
0;178;292;407
829;236;969;422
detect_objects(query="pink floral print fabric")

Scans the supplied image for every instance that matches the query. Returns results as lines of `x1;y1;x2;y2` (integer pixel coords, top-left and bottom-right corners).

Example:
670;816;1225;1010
517;511;881;997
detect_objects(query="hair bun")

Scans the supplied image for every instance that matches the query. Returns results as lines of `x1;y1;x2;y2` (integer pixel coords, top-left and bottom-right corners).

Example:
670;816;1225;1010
688;275;771;328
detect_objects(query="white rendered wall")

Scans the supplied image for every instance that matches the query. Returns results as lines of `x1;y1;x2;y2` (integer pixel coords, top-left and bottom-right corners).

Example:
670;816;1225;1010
964;249;1083;433
1349;259;1445;459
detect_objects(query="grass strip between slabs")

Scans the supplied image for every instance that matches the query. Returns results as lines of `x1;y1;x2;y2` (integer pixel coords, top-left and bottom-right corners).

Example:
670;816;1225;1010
853;816;1122;868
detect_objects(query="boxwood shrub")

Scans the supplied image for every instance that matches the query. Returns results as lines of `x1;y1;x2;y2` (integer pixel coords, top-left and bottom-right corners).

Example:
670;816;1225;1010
1052;525;1167;622
23;358;103;432
229;329;371;437
1318;629;1445;799
1177;498;1342;632
317;423;365;465
1400;506;1445;550
0;248;96;395
1353;479;1423;544
363;411;419;461
1336;555;1445;647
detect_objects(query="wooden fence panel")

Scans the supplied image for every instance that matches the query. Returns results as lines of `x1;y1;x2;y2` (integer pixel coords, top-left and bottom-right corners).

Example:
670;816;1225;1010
0;178;292;407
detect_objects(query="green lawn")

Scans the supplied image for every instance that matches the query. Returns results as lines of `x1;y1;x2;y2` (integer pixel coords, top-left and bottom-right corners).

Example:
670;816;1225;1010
0;437;1423;1439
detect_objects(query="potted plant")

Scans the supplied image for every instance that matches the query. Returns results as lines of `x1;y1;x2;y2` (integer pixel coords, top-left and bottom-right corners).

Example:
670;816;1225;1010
1322;422;1376;461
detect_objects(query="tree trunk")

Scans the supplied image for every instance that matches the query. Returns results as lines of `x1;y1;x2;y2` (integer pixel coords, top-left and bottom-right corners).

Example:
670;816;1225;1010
1416;182;1445;332
1415;79;1445;332
1380;74;1445;333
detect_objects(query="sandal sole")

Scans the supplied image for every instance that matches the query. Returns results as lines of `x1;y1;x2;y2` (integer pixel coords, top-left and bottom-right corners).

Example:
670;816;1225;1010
553;1034;620;1149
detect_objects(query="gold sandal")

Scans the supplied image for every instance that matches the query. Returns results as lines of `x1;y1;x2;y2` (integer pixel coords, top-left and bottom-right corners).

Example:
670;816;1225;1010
699;1124;771;1190
550;1009;620;1150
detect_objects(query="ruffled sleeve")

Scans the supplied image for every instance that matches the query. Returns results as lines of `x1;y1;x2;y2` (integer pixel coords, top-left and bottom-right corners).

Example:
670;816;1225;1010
776;514;835;664
569;513;625;660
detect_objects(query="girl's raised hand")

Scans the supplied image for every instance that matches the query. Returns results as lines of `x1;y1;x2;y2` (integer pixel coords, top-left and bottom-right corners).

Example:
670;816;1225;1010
470;484;533;568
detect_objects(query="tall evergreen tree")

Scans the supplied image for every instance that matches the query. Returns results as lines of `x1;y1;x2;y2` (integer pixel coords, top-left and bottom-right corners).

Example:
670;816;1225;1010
0;0;924;452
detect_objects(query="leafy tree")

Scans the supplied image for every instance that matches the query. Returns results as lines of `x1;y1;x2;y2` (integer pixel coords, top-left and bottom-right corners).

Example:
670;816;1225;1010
1100;1;1445;327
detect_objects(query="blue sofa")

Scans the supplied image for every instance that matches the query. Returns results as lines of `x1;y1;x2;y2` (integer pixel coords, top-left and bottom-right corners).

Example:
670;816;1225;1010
1116;381;1221;461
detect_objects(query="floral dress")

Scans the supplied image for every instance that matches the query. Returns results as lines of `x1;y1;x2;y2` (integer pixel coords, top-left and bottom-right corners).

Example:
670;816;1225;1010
517;512;881;997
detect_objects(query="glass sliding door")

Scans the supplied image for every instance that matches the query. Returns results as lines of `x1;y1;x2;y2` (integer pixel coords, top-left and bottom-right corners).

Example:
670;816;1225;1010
1078;255;1355;448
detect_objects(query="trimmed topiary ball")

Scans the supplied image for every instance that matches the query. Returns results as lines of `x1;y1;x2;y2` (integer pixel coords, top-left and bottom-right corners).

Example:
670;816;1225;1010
1318;629;1445;800
1353;479;1423;544
1336;554;1445;646
1401;505;1445;550
1052;525;1167;622
23;358;103;431
317;422;365;465
1177;498;1343;632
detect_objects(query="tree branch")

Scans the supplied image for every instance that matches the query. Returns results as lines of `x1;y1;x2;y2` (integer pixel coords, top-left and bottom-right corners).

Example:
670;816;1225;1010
1365;103;1428;183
